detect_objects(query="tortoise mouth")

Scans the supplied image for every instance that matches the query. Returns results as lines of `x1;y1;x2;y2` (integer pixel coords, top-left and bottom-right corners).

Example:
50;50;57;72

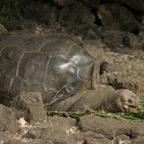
123;105;138;113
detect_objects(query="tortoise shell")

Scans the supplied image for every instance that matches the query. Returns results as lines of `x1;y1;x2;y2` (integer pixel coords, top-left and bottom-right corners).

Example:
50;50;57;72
0;33;95;106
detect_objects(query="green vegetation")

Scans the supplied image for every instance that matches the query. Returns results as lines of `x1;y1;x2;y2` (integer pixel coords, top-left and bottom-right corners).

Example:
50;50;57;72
48;101;144;122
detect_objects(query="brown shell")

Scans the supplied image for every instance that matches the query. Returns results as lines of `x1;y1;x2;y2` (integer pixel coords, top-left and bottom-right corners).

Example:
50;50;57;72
0;34;95;106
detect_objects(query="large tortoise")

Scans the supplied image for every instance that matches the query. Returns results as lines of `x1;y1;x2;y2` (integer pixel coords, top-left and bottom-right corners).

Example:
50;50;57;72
0;33;139;112
0;33;101;105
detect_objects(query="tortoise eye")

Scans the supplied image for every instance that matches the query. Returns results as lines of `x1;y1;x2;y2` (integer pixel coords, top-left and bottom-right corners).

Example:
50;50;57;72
128;99;132;103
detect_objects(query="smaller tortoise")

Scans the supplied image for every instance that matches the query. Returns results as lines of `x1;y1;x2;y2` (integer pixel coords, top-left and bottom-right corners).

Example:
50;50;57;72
49;87;140;113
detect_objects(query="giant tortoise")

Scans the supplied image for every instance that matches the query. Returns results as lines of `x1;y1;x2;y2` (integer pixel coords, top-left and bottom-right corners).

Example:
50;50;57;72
0;33;139;112
0;33;101;105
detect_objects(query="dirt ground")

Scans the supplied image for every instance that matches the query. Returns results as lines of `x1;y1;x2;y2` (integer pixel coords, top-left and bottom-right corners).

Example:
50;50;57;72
0;19;144;144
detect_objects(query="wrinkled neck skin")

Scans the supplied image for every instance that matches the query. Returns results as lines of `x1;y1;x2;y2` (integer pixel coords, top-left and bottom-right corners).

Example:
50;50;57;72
49;89;121;112
99;91;121;113
66;89;120;112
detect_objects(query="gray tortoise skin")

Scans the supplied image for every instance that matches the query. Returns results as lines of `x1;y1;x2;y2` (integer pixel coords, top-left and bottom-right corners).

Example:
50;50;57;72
0;33;96;106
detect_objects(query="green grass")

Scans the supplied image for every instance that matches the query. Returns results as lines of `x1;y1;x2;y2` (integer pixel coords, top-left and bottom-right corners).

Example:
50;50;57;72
48;101;144;122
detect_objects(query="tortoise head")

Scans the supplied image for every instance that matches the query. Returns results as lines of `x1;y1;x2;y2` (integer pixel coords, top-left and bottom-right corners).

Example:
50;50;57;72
115;89;140;113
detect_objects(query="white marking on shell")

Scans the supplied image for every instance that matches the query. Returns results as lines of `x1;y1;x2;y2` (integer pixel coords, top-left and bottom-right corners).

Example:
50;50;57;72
59;63;76;73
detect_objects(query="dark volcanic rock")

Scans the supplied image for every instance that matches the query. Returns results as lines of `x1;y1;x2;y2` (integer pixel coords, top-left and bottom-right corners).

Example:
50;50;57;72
59;2;95;26
52;0;76;7
25;4;57;24
81;0;100;8
97;3;139;33
121;0;144;12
